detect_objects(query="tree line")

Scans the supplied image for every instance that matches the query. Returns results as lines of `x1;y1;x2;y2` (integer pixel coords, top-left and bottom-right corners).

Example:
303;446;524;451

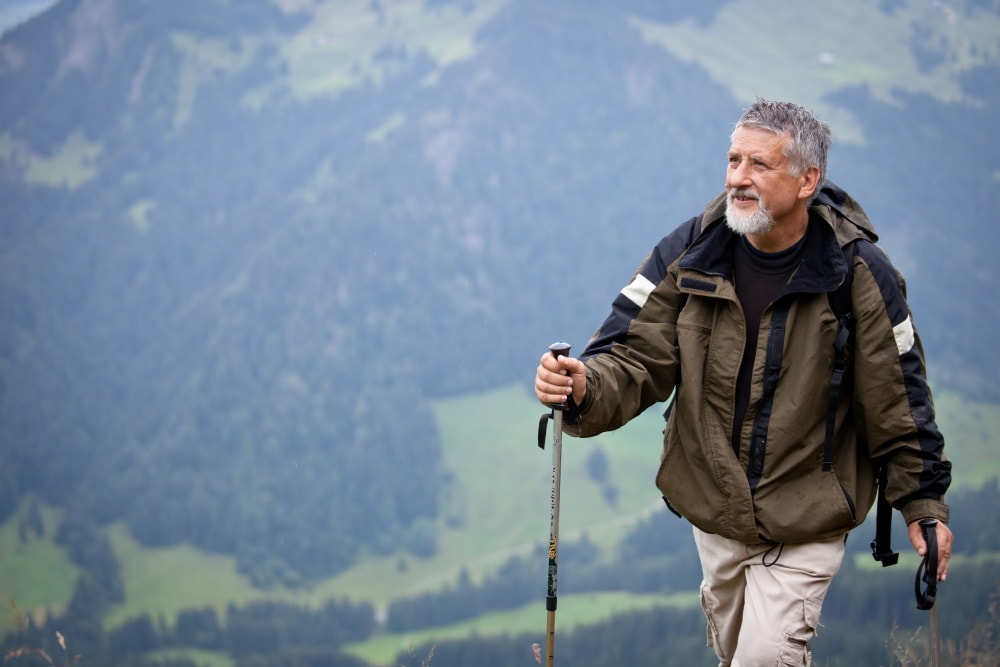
1;0;998;633
3;596;374;667
5;479;996;665
387;479;1000;635
399;561;1000;667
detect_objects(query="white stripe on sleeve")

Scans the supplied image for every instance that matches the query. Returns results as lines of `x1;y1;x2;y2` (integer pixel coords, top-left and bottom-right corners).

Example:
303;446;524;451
894;315;915;355
621;274;656;308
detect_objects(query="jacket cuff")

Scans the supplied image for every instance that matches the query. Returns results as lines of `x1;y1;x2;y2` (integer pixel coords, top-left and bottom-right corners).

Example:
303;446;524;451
899;498;950;526
563;394;583;424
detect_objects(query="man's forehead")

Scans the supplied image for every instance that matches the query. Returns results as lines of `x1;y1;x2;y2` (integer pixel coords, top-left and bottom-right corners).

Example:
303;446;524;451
728;126;789;155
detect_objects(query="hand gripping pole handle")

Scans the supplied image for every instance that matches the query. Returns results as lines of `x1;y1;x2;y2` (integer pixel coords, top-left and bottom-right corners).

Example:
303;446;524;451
538;342;572;449
916;518;943;667
916;518;939;610
547;342;572;410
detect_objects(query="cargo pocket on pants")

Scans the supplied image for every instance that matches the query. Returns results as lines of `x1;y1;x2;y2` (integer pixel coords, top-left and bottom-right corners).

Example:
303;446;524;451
699;584;729;663
778;595;823;666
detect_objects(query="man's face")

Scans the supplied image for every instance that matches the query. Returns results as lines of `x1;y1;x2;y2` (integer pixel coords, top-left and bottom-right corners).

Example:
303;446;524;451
725;126;811;236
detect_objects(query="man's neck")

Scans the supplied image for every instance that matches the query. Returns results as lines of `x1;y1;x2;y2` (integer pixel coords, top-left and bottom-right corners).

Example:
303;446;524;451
745;207;810;253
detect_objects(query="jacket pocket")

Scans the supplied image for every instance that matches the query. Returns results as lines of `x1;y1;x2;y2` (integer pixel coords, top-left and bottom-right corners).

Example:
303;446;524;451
754;467;858;542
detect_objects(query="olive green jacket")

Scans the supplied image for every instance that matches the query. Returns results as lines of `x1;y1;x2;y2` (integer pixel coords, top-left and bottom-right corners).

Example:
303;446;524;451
566;183;951;544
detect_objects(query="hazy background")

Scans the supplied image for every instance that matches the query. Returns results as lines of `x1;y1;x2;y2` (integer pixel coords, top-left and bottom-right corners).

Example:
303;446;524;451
1;1;998;665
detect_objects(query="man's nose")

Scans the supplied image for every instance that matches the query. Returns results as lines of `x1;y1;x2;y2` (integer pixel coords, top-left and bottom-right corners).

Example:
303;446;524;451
727;161;751;188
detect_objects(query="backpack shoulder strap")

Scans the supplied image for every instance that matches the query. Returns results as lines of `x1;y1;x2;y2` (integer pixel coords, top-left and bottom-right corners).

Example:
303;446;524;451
828;240;899;567
659;214;705;520
823;240;858;472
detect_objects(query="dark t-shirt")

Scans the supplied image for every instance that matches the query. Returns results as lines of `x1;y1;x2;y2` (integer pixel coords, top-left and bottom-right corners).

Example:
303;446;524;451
730;233;805;455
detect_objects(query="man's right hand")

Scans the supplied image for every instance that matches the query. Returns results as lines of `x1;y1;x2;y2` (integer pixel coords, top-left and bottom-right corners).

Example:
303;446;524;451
535;352;587;407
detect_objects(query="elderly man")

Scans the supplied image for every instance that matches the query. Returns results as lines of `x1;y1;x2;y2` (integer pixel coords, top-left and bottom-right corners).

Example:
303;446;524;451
534;100;953;666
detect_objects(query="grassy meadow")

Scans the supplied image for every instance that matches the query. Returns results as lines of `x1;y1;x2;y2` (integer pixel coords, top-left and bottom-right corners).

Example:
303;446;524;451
1;384;996;664
630;0;1000;144
0;504;77;636
342;591;698;666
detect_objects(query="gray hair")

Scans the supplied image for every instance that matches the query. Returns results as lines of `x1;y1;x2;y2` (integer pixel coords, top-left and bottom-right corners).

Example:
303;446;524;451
733;99;832;187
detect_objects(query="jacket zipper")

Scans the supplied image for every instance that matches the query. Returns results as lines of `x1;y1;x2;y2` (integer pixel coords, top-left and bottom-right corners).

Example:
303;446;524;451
747;300;791;493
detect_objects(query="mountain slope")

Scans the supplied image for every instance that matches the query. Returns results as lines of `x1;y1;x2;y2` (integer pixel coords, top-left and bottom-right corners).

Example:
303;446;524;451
0;0;997;594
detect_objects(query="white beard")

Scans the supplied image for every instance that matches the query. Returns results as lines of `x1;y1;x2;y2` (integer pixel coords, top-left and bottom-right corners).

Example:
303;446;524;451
725;189;775;236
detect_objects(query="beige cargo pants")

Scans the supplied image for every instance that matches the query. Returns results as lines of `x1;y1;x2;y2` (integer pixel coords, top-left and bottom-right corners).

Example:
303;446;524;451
693;527;847;667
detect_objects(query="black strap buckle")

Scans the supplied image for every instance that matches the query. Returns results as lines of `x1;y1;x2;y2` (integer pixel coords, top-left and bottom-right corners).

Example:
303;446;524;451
869;463;899;567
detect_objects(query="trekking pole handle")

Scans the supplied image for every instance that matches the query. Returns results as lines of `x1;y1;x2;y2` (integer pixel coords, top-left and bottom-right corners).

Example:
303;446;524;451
916;518;939;610
537;343;572;450
547;342;572;410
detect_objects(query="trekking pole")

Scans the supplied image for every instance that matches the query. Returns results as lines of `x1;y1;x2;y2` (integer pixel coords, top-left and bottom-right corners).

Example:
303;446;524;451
915;518;942;667
537;342;571;667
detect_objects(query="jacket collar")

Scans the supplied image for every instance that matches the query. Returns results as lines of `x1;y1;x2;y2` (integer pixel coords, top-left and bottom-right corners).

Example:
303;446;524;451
696;180;877;242
812;181;878;245
680;197;852;296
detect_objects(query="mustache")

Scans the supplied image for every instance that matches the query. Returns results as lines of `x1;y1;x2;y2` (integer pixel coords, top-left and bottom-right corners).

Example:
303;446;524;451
728;188;759;201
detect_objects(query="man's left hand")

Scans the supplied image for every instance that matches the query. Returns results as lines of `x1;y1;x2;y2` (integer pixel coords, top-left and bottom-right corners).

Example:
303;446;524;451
908;519;953;582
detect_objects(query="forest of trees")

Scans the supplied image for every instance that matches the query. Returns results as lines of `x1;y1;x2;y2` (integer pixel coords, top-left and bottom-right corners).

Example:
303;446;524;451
2;0;994;592
0;0;751;588
1;0;999;664
4;481;998;665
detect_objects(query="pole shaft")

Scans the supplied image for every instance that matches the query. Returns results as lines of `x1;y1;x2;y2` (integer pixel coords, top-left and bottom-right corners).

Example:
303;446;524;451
549;409;563;591
929;606;942;667
546;409;563;665
546;609;556;667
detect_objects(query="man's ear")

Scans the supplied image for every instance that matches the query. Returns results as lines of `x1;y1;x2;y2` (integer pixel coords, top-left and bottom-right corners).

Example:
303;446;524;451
798;165;821;201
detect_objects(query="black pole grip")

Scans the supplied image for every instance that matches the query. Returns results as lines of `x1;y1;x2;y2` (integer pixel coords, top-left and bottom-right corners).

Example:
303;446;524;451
547;342;571;410
915;518;939;610
549;342;571;358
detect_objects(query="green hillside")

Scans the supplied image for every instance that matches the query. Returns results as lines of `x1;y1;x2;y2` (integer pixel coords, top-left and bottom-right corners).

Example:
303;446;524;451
632;0;1000;142
3;385;998;662
0;503;77;629
0;384;667;633
1;0;999;664
343;591;698;666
